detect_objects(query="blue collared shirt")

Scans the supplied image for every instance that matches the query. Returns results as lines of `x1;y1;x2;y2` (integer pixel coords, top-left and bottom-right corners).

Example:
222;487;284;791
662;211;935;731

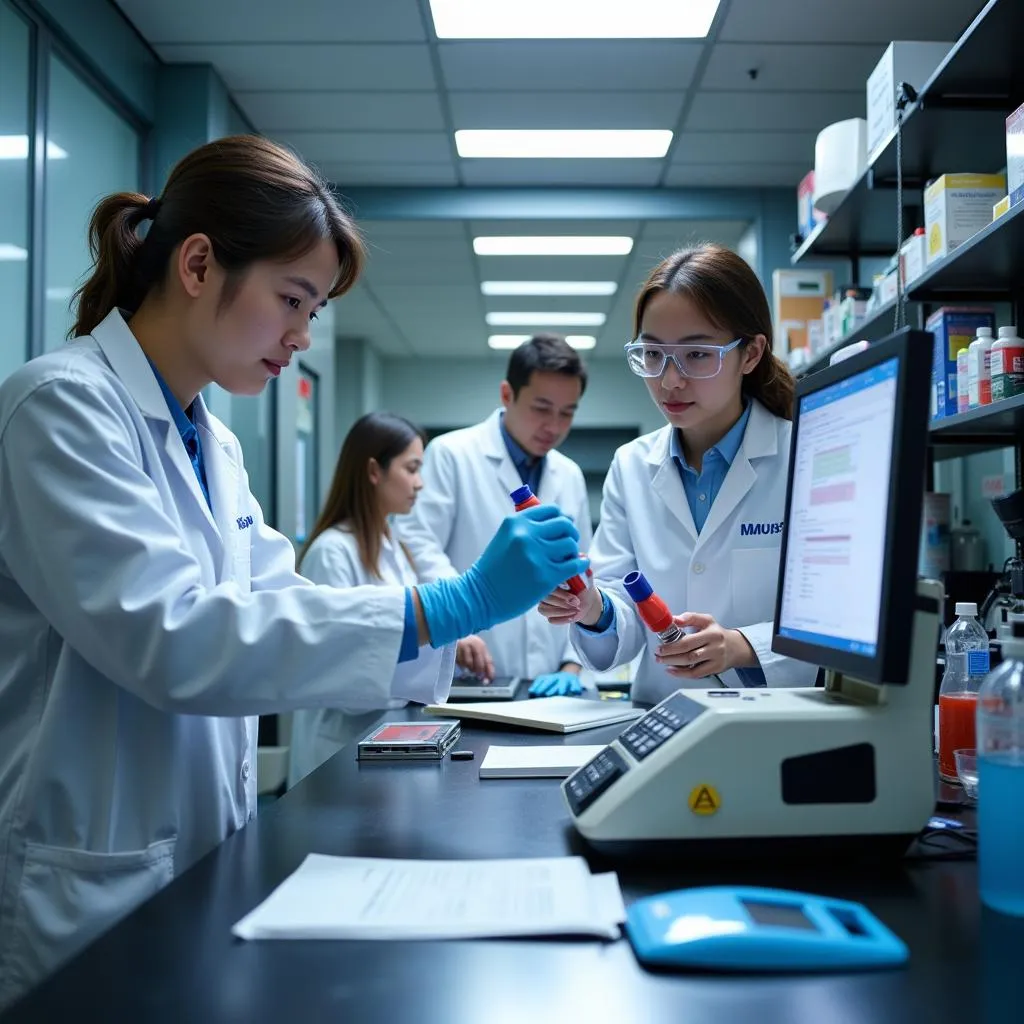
670;402;751;534
500;414;544;495
583;403;766;687
149;362;211;511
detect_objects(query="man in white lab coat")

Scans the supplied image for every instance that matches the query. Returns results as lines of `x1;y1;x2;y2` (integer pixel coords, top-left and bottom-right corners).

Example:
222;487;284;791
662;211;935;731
398;335;593;695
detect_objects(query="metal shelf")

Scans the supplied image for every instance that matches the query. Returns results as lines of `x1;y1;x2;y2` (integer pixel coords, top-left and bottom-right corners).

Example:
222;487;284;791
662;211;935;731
918;0;1024;104
929;392;1024;461
791;0;1020;268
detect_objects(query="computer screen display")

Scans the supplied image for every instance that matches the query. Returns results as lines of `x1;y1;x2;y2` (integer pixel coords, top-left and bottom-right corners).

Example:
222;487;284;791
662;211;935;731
777;358;898;657
771;329;932;685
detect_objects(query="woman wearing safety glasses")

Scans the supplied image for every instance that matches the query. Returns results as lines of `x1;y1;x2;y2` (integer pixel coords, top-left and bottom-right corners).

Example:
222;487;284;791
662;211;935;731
538;244;818;705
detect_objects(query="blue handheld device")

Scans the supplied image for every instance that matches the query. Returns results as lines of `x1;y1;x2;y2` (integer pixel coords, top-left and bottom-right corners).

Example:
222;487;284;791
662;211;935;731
626;886;908;972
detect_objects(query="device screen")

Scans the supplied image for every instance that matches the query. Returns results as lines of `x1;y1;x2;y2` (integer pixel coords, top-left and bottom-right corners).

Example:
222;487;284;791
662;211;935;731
742;900;819;931
778;356;898;657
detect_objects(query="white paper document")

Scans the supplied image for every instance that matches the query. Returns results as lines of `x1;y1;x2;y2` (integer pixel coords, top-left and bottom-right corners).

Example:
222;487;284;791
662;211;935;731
479;744;605;779
232;854;624;942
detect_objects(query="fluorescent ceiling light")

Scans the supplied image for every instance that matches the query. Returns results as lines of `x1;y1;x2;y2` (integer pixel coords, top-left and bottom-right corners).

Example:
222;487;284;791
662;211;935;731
474;236;633;256
481;281;618;297
489;333;598;351
46;286;74;301
0;243;28;261
486;311;606;327
429;0;720;38
455;129;672;159
0;135;67;159
488;334;532;350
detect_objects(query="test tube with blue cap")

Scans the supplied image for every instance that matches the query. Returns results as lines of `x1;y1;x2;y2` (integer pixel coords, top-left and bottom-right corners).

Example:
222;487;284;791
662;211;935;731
509;485;590;595
623;570;686;644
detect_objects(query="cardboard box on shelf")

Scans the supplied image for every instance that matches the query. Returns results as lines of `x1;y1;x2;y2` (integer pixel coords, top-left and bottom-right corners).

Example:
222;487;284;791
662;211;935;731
924;174;1006;264
866;41;951;157
1007;102;1024;207
772;269;833;356
927;307;995;420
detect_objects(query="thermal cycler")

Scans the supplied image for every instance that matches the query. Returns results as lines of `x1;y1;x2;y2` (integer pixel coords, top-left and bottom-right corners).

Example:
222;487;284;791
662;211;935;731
563;329;940;858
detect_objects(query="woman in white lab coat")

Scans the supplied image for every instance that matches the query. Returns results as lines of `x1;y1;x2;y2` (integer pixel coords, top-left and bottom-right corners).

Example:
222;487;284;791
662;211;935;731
539;244;818;705
0;135;587;1008
288;412;493;786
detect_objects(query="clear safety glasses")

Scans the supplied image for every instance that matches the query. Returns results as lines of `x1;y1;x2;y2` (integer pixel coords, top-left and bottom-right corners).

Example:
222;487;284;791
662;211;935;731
624;338;743;379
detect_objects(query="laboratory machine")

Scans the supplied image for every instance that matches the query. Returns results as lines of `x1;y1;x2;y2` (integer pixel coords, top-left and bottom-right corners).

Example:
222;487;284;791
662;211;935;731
563;330;940;858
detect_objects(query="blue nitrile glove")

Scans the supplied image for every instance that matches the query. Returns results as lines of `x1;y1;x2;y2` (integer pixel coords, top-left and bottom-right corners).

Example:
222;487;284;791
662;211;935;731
529;672;584;698
417;505;587;648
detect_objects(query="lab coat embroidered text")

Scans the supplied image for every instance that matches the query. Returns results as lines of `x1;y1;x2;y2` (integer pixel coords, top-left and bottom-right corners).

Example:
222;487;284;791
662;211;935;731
740;521;784;537
236;515;254;530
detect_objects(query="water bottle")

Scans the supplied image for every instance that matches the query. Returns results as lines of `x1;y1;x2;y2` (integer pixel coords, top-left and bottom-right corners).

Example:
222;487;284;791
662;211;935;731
977;618;1024;917
938;602;990;782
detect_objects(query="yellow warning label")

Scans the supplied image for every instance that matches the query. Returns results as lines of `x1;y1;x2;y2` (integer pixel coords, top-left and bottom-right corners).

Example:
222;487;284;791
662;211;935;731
688;784;720;816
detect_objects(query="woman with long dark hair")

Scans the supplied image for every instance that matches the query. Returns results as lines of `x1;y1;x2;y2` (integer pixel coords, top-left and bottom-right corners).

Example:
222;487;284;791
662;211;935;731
289;412;467;785
0;135;585;1006
538;243;817;704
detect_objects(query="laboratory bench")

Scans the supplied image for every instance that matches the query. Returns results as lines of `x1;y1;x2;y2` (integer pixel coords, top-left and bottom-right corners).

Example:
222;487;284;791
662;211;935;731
3;705;1022;1024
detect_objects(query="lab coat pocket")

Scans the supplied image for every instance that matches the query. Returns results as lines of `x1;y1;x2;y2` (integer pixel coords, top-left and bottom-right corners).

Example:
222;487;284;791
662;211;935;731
730;547;780;627
6;838;176;998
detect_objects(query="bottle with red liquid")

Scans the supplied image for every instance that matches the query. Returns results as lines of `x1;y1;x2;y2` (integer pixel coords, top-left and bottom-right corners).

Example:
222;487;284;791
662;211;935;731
938;601;991;783
509;485;589;595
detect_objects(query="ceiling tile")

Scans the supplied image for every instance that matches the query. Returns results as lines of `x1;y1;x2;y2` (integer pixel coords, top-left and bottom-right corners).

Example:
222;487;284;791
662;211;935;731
333;285;411;355
672;131;816;165
459;159;665;187
438;41;702;91
270;131;452;164
639;220;752;245
329;162;459;186
719;0;979;44
663;162;808;187
685;91;865;132
114;0;427;42
236;91;446;132
447;91;685;129
360;220;469;240
472;255;631;285
154;44;436;91
701;43;887;92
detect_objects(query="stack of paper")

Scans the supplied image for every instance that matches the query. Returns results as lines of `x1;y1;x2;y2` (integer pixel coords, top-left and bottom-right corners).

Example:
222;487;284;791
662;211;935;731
479;744;605;779
233;854;624;941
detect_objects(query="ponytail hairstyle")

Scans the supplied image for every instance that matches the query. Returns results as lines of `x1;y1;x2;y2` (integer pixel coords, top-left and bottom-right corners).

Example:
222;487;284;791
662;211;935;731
70;135;364;338
632;244;794;420
300;412;427;580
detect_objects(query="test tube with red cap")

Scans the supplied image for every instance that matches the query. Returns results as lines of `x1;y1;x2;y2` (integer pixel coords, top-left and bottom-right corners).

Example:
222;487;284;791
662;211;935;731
509;485;589;595
623;570;685;644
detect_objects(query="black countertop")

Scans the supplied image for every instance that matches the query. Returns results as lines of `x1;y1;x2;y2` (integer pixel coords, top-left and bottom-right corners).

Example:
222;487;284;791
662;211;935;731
4;709;1022;1024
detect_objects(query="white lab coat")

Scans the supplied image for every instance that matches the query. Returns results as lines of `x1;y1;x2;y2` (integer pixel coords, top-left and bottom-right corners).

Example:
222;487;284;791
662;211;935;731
0;309;452;1008
396;409;592;679
571;400;818;705
287;527;455;787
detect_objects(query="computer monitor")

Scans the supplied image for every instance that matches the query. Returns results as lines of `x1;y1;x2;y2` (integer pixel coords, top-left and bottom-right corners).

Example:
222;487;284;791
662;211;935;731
772;329;932;685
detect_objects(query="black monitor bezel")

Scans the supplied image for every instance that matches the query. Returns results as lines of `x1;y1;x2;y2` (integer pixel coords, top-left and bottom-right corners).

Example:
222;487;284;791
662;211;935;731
771;329;932;685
